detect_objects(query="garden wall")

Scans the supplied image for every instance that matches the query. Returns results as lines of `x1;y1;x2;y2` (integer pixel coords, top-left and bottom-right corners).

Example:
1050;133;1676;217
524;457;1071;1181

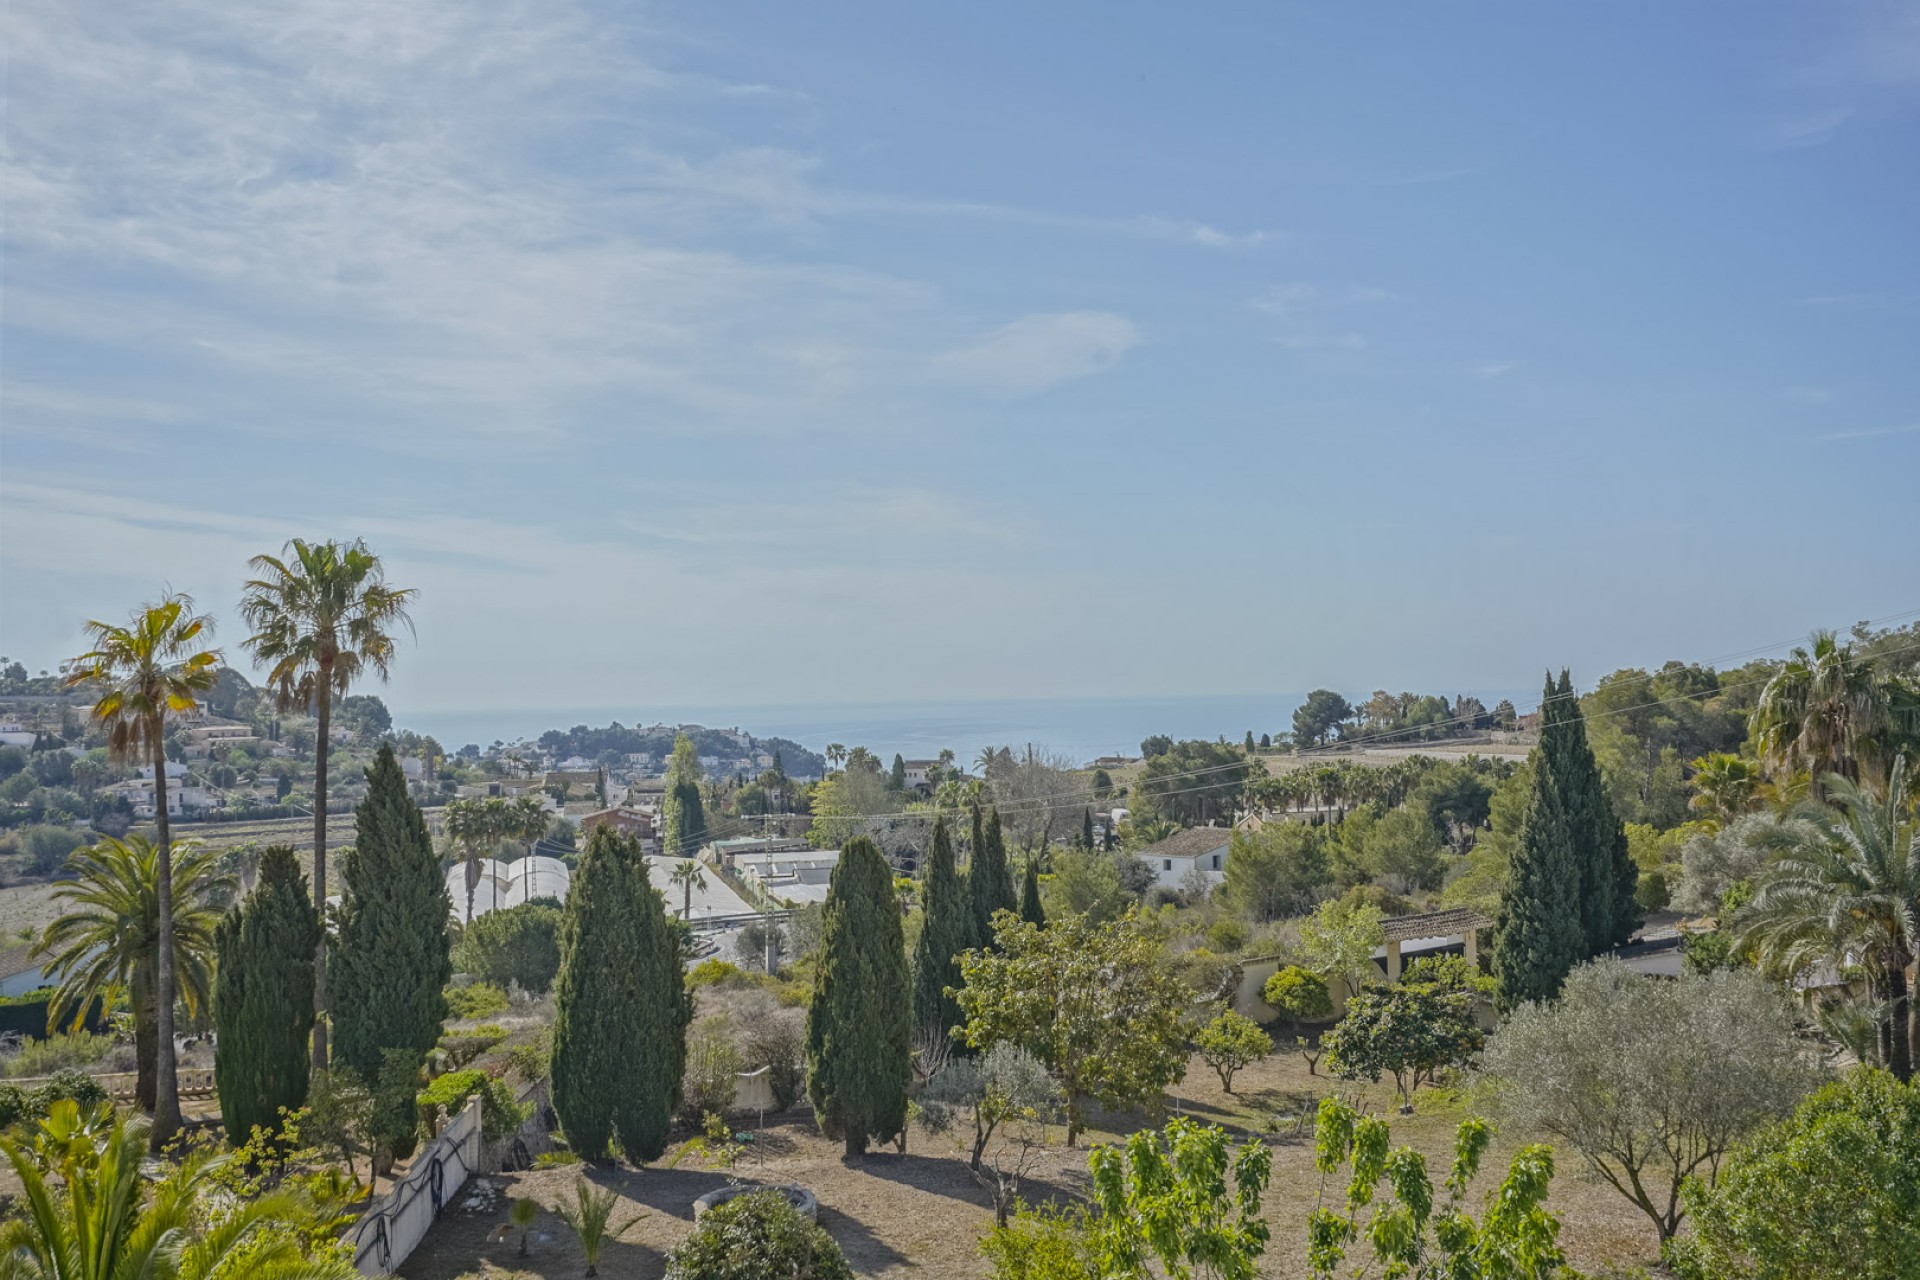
343;1096;483;1276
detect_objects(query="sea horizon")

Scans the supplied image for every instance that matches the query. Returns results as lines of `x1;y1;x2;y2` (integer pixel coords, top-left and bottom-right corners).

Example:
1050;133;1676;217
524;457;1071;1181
392;689;1538;770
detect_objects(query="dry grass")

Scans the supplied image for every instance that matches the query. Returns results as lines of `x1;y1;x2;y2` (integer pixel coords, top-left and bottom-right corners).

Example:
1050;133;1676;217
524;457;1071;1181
402;1048;1661;1280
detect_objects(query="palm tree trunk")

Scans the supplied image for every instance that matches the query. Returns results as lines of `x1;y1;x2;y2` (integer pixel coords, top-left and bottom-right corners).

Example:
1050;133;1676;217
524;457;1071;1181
133;969;158;1112
150;729;181;1149
1889;956;1913;1083
312;665;332;1070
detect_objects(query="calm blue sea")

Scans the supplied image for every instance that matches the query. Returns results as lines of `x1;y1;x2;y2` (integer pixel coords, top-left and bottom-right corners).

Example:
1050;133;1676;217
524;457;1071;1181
394;694;1327;768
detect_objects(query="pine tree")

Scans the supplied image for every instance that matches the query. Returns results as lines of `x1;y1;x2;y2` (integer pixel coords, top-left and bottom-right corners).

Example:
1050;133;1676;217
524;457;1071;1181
552;827;691;1161
1541;671;1641;954
807;836;910;1157
1019;858;1047;928
969;806;1017;950
212;844;318;1144
332;747;451;1089
911;818;969;1045
1492;699;1586;1012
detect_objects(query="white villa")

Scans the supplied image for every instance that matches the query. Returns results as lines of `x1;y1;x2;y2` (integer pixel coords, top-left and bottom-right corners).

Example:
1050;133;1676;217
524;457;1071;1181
1135;826;1231;891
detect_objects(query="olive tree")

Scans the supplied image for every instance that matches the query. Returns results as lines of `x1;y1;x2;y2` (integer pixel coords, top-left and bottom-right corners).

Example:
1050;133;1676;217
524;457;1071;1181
1476;957;1824;1246
918;1041;1060;1173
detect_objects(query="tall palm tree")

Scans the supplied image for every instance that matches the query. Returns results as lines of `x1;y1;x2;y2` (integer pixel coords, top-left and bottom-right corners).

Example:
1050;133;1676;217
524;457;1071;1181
825;743;847;772
443;797;499;922
1688;752;1771;827
240;539;415;1068
35;836;230;1113
64;593;220;1148
1738;756;1919;1080
1753;630;1895;799
668;858;708;920
0;1102;358;1279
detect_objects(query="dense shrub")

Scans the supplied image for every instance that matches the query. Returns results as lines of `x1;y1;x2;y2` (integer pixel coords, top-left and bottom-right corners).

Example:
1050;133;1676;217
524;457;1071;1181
1262;966;1333;1023
3;1031;114;1079
0;1068;110;1128
664;1190;851;1280
417;1068;531;1142
442;982;511;1021
454;903;563;993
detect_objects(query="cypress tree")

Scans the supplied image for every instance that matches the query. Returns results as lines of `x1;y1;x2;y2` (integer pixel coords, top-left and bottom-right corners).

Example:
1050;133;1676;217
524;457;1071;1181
1492;696;1586;1011
911;818;969;1045
332;747;450;1088
662;733;706;858
552;827;691;1161
1019;858;1047;928
1081;807;1094;850
969;807;1017;949
212;844;318;1143
890;753;908;791
806;836;910;1157
1542;671;1641;954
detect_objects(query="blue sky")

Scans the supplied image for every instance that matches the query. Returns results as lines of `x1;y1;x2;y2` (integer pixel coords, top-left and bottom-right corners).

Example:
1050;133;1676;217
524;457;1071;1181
2;1;1916;717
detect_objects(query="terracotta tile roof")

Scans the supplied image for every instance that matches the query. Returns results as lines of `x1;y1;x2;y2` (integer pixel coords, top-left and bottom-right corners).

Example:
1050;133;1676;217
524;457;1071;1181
1381;907;1491;943
1139;827;1233;860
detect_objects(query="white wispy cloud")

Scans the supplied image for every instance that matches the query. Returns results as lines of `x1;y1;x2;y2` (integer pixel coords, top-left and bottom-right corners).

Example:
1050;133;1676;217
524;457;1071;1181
1814;422;1920;442
1471;361;1519;379
935;312;1141;395
1766;106;1856;148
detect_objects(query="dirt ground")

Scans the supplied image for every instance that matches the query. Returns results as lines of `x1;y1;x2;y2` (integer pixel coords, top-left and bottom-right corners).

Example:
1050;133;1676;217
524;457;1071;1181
399;1049;1659;1280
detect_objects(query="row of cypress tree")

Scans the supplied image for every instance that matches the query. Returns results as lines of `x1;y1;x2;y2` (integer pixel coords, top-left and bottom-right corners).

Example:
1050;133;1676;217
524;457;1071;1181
213;746;451;1145
1492;671;1641;1011
910;805;1044;1047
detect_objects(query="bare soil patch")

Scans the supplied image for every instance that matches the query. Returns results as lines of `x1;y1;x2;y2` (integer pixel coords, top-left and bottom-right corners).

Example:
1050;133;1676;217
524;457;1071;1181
401;1049;1659;1279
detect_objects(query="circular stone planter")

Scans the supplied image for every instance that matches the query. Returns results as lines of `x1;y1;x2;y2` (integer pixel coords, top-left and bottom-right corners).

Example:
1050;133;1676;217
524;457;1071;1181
692;1183;817;1222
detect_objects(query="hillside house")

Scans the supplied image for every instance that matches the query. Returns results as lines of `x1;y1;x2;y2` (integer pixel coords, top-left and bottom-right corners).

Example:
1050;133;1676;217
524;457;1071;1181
1135;826;1232;891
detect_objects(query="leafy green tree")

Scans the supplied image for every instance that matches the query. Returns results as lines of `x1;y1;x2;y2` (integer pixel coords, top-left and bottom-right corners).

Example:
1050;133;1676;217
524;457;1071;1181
913;818;971;1046
969;806;1017;948
0;1101;359;1279
1221;823;1329;922
454;901;563;993
552;827;690;1161
1739;756;1918;1080
1478;958;1823;1245
1298;898;1385;999
982;1117;1271;1280
1134;740;1260;827
662;732;706;857
957;911;1188;1145
1673;1069;1920;1280
1305;1099;1564;1280
806;836;911;1157
241;539;415;1071
666;1190;852;1280
37;835;229;1116
1041;847;1134;924
330;747;451;1139
1019;858;1047;927
213;845;319;1144
64;592;221;1146
1193;1009;1269;1093
1293;690;1354;749
1324;982;1482;1111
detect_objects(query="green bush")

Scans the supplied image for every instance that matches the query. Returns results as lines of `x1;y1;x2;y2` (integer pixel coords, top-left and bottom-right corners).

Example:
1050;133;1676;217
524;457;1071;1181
688;958;753;990
442;982;510;1021
1204;919;1250;953
1262;966;1332;1023
417;1068;531;1142
664;1190;851;1280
